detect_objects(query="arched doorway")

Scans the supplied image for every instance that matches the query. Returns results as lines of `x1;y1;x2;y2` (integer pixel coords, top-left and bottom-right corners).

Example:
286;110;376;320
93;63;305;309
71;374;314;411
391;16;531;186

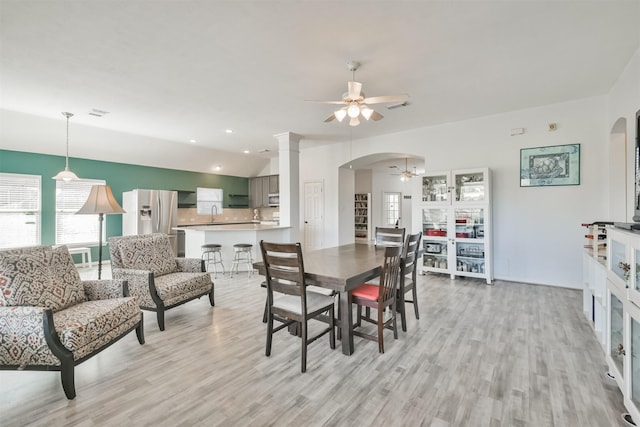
337;153;425;244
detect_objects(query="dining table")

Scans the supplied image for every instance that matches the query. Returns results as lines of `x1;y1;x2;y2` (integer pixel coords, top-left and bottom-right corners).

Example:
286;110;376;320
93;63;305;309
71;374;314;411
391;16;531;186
253;242;387;355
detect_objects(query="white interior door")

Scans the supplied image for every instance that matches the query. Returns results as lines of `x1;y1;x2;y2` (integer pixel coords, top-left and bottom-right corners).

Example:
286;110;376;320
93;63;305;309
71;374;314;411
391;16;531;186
304;181;324;250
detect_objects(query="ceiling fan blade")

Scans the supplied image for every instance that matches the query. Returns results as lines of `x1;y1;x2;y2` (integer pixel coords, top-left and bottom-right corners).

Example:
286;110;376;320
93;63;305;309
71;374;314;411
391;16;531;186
370;110;384;121
305;99;347;105
347;81;362;100
362;94;409;105
324;114;336;123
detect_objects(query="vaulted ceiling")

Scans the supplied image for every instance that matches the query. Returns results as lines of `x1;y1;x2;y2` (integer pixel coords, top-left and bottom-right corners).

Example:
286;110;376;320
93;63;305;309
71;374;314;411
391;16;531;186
1;1;638;175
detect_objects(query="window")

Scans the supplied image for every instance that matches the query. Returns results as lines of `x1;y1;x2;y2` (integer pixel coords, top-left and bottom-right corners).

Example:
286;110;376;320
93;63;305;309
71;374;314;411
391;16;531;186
55;179;105;245
0;173;41;249
382;192;401;227
196;187;223;216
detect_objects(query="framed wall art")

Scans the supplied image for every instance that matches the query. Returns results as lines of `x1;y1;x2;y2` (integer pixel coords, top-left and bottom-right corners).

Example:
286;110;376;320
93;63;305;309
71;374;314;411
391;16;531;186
520;143;580;187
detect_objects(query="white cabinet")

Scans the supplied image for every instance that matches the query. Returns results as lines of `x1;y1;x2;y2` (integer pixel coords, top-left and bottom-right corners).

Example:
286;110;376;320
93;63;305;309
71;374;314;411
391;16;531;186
625;300;640;423
600;227;640;424
354;193;371;242
421;168;492;284
582;223;611;349
421;168;490;205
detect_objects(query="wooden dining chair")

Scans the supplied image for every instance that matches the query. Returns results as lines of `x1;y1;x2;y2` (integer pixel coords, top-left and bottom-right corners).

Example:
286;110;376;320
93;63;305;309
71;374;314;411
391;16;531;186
397;232;422;332
259;240;335;373
374;227;405;247
351;245;403;353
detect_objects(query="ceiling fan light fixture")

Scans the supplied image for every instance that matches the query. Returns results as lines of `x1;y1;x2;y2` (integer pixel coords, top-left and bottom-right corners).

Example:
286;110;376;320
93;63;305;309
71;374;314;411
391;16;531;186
334;109;347;122
347;104;360;118
349;117;360;127
361;106;374;120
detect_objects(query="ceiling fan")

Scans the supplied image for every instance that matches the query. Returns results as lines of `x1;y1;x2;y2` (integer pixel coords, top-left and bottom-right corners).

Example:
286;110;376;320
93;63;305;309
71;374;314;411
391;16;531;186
306;61;409;127
391;158;419;181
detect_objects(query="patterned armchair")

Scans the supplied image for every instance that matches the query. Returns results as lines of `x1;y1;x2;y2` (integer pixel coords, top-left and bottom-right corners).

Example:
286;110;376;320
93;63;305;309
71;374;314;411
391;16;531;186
0;245;144;400
108;233;214;331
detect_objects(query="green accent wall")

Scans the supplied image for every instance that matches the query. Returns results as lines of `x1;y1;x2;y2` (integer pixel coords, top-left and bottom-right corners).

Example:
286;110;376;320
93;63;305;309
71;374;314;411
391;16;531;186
0;149;248;261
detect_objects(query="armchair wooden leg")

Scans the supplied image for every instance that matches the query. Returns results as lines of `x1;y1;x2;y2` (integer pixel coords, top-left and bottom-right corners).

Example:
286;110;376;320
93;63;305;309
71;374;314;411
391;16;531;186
157;309;165;331
60;359;76;400
135;314;145;345
208;287;215;306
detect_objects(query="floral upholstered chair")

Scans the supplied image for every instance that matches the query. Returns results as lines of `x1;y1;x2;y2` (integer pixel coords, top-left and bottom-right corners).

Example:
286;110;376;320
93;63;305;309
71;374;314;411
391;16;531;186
0;245;144;399
109;233;214;331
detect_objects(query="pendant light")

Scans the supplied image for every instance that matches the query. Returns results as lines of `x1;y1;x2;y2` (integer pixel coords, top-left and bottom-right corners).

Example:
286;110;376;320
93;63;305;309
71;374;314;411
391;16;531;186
52;112;80;181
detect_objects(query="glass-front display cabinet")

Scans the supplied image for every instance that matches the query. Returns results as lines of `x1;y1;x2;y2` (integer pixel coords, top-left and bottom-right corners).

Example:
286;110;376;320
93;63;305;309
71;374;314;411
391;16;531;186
422;208;448;272
608;228;628;288
625;298;640;423
607;286;624;391
453;207;487;276
422;169;490;206
421;170;492;284
422;173;449;204
453;170;488;203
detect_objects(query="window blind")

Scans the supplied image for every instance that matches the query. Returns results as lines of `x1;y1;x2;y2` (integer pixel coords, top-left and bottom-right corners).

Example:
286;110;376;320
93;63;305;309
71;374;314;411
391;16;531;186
55;179;105;245
0;173;41;249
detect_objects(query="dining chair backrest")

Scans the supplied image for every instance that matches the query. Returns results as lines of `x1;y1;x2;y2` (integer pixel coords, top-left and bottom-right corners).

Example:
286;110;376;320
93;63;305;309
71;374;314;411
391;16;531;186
259;240;307;303
375;227;405;247
401;232;422;277
378;245;403;302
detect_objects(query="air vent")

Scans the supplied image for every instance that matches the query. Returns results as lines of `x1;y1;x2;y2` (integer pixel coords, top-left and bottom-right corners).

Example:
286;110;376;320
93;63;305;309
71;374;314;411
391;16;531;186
386;101;409;110
88;109;110;117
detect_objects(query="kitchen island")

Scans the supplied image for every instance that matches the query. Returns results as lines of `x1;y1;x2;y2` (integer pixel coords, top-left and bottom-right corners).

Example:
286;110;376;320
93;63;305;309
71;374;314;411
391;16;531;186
182;223;291;273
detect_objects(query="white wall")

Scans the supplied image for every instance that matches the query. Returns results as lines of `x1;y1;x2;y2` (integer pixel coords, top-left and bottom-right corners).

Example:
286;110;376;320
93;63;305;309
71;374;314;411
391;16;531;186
300;95;610;288
606;48;640;221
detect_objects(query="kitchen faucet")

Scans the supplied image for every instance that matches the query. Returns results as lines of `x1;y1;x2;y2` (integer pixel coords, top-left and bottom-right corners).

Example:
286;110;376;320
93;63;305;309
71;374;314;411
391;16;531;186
210;204;218;222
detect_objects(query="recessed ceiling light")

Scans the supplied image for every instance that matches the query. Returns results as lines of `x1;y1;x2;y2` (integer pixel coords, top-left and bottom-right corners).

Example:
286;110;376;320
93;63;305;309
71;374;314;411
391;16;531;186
243;150;250;154
189;139;197;143
214;165;222;171
225;129;233;134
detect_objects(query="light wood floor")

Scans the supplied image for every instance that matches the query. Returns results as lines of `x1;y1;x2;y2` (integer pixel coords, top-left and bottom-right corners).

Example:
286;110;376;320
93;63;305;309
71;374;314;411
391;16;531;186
1;266;627;426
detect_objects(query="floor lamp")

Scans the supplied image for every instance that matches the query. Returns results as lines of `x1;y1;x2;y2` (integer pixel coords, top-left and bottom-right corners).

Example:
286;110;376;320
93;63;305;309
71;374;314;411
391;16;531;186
76;185;125;279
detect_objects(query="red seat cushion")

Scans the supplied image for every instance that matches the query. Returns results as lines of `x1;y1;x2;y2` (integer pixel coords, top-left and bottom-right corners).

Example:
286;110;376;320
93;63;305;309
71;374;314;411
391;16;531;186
352;283;379;301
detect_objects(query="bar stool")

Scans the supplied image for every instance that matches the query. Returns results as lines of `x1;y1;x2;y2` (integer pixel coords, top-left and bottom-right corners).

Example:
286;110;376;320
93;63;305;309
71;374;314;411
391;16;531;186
230;243;254;277
201;244;225;278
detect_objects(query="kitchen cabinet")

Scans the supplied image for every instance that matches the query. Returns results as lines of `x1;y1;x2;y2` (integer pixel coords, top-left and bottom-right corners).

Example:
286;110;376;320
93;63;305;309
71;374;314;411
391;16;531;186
249;175;279;208
269;175;279;194
421;168;492;284
176;190;196;208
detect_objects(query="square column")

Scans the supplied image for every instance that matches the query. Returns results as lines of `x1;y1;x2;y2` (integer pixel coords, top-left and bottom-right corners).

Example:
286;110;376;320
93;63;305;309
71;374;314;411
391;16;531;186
274;132;301;241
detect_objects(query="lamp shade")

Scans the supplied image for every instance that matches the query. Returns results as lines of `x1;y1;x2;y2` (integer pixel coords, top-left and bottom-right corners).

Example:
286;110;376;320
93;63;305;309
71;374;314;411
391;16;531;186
52;167;80;181
76;185;125;215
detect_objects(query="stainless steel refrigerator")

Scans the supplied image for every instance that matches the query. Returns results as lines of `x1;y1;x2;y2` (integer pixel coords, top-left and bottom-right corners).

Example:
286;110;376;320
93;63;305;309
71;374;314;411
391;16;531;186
122;189;178;255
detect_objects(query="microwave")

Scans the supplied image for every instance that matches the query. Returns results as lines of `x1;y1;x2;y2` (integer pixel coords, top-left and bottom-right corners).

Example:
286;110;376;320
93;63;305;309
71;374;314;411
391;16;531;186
268;193;279;207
